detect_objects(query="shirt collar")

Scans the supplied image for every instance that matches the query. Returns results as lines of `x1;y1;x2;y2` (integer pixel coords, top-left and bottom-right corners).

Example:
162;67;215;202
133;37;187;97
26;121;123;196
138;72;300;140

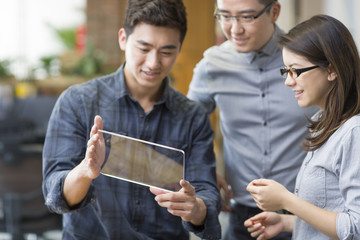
247;24;283;64
113;63;129;99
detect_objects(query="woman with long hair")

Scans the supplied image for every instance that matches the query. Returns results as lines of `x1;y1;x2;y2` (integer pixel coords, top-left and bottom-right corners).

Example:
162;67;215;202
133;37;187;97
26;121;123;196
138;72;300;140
245;14;360;240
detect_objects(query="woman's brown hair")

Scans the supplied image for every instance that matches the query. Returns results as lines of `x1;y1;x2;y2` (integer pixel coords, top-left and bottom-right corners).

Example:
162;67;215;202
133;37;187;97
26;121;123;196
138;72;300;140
278;14;360;151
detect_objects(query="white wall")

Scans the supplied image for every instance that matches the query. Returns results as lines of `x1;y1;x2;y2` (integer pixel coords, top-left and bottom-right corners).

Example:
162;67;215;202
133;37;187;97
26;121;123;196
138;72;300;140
277;0;360;49
324;0;360;49
277;0;296;32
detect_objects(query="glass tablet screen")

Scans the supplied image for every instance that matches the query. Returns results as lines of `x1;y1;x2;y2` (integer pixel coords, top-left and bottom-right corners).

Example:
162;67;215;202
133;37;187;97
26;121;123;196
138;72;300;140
99;130;185;192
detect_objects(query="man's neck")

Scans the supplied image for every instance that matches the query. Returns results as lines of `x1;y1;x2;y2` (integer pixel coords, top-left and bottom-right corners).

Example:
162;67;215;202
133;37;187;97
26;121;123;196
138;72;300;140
126;79;164;113
122;67;165;112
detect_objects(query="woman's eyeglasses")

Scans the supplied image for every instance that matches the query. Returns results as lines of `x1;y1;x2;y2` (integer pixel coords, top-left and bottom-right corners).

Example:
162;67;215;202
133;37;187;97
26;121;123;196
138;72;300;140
280;65;319;79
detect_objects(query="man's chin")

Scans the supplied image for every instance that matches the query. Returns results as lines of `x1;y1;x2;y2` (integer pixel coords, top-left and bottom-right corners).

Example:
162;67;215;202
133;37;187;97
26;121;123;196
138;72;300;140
232;43;252;53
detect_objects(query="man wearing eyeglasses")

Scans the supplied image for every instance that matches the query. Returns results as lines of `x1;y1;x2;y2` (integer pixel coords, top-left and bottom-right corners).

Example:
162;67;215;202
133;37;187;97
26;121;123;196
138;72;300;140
187;0;318;239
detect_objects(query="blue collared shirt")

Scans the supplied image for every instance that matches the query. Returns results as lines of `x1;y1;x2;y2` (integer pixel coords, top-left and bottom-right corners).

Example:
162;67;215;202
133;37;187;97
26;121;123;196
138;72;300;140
187;25;318;207
293;113;360;239
42;64;221;240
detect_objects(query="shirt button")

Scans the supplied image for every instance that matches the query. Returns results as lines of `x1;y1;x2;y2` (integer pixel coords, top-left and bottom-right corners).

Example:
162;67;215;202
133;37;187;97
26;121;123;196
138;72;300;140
135;200;140;205
264;151;268;156
263;121;267;126
139;114;145;118
261;93;265;98
259;68;263;72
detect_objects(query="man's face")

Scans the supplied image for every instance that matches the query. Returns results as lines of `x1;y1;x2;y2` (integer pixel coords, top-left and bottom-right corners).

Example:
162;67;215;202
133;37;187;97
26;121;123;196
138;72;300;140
216;0;279;52
119;23;181;91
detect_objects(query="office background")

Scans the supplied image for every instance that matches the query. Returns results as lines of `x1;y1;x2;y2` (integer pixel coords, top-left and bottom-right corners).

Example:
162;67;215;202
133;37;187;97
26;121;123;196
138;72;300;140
0;0;359;239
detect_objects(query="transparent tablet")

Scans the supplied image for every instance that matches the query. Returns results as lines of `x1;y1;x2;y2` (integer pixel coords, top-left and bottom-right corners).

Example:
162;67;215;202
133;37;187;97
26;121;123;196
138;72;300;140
99;130;185;192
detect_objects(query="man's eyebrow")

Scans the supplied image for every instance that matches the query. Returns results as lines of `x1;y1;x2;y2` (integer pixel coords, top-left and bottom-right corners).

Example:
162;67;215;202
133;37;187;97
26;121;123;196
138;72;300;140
137;40;178;50
217;9;257;14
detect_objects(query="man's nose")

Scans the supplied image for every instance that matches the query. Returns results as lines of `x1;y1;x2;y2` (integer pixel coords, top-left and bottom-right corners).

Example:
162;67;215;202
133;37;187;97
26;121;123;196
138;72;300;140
146;51;160;69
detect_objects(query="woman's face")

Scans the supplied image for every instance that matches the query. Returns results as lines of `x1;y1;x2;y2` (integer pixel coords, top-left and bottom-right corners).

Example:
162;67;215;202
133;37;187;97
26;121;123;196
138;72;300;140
282;47;336;110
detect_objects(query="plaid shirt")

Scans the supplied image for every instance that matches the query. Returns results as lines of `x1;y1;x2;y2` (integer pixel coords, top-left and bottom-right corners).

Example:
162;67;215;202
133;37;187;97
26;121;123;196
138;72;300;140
42;64;221;240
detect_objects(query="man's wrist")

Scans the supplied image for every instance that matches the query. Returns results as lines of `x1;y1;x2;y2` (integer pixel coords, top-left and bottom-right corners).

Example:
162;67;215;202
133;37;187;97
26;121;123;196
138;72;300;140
190;198;207;226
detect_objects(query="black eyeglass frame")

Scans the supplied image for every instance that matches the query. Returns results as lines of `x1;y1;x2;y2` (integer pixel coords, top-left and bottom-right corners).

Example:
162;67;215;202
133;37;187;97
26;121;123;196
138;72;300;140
280;65;319;79
214;1;276;25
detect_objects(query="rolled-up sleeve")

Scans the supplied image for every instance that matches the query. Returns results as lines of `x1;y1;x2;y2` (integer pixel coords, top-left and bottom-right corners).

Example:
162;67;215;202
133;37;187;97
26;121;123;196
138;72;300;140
42;87;95;214
335;127;360;239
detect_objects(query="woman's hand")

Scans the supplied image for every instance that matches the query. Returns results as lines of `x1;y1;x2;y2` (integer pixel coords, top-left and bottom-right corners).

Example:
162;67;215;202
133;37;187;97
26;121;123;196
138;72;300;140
244;211;294;240
246;179;292;211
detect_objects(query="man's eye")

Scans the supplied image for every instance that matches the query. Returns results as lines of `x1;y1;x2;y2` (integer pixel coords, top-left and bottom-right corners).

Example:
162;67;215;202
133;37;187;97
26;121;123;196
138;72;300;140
221;15;232;19
240;15;254;20
161;51;172;56
139;48;149;53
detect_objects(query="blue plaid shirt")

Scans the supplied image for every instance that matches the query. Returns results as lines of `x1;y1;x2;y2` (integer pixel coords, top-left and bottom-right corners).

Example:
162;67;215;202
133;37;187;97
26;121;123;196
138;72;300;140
42;64;221;240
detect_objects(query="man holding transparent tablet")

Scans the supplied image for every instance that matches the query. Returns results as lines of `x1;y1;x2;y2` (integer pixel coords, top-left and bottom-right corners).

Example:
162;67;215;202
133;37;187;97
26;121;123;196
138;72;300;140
42;0;221;239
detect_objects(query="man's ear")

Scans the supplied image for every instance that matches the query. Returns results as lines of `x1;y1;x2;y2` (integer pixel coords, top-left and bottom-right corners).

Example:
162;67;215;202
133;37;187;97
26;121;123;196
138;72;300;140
271;2;281;23
327;64;337;81
118;28;127;51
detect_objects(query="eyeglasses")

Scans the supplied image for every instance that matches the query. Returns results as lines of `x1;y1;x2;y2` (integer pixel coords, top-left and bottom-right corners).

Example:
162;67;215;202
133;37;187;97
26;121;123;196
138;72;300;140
214;1;275;25
280;65;319;79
